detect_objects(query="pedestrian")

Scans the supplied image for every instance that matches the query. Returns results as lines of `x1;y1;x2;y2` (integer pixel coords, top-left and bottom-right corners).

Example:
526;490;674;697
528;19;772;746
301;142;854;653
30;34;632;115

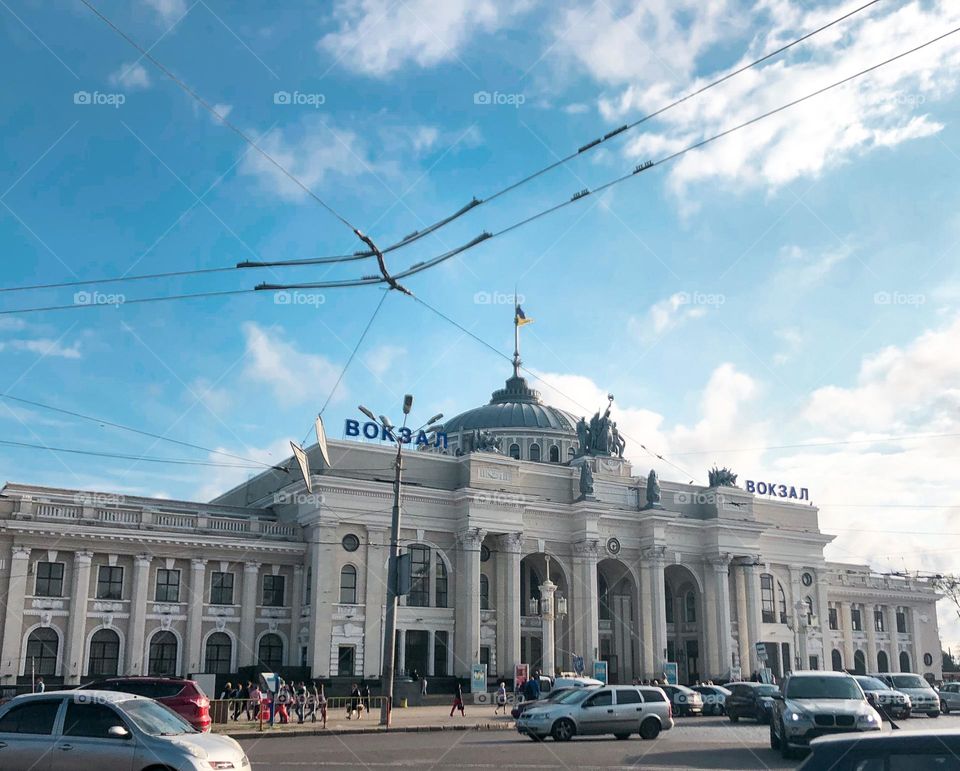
361;683;371;719
420;676;428;696
247;682;261;721
450;681;466;717
296;682;307;724
233;682;247;721
495;681;507;715
348;683;361;719
276;683;290;724
35;677;44;694
318;683;328;728
304;682;317;723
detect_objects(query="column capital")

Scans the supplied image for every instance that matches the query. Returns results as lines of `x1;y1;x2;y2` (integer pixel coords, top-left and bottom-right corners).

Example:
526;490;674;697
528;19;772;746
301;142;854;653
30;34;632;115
134;553;153;568
244;561;262;573
11;545;31;559
456;527;486;550
293;563;304;575
642;545;667;563
706;553;732;570
573;539;602;560
74;550;94;565
191;558;208;570
496;532;524;554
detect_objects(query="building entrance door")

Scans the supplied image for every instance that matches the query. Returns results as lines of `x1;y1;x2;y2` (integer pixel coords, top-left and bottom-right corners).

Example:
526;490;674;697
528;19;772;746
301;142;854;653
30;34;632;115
405;630;429;678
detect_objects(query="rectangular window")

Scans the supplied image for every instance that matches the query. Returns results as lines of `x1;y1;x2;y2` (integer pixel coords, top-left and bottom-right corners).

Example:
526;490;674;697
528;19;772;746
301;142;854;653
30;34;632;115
874;609;885;632
304;567;311;607
408;546;430;608
96;566;123;600
896;611;907;633
828;608;838;630
808;655;819;670
209;571;234;605
262;574;285;607
154;569;180;602
435;552;447;608
434;631;449;676
851;608;862;632
34;561;65;598
760;574;776;623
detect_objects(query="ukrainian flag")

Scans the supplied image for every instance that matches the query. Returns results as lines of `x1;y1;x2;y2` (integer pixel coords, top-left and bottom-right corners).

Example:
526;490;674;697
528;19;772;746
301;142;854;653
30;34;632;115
515;305;534;326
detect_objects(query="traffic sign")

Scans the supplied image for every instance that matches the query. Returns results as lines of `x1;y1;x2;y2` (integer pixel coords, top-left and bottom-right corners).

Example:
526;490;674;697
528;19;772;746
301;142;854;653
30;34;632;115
755;642;768;661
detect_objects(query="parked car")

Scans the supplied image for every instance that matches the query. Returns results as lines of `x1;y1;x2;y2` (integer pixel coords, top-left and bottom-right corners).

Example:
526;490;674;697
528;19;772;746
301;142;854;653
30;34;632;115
539;674;604;693
939;681;960;714
799;728;960;770
691;685;731;716
78;676;212;731
0;690;249;770
871;672;941;717
769;671;882;759
512;686;580;720
724;681;781;723
659;684;704;716
516;685;673;742
853;675;911;720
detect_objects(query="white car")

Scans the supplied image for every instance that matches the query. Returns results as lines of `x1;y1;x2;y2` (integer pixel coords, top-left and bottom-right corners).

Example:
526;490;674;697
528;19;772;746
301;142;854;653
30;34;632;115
0;690;250;770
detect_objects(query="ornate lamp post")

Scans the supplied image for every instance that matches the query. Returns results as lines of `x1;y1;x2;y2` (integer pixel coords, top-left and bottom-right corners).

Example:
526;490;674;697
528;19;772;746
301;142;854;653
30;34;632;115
539;556;558;676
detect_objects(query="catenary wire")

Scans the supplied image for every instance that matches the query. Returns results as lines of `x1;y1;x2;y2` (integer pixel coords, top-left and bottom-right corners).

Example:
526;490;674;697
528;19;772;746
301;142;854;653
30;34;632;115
3;25;958;318
0;438;270;468
3;0;884;295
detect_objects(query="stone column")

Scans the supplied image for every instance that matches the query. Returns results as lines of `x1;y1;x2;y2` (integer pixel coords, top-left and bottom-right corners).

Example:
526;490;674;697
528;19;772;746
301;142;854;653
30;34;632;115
742;562;763;674
840;603;855;671
125;554;152;675
702;561;720;678
185;559;207;675
363;527;387;678
639;560;654;679
307;524;337;677
734;564;750;674
64;550;94;683
239;562;260;668
909;606;923;673
495;533;522;681
427;632;436;677
646;546;668;676
1;546;31;679
816;574;831;670
454;528;484;677
572;540;600;671
884;605;897;672
865;603;878;674
709;555;733;679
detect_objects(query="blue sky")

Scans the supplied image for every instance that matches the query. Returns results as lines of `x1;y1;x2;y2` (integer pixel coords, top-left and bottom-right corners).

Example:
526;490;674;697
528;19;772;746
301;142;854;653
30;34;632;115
3;1;960;645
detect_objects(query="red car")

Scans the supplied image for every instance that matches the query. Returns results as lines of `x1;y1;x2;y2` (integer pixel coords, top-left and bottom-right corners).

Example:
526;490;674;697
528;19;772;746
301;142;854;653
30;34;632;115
79;677;212;731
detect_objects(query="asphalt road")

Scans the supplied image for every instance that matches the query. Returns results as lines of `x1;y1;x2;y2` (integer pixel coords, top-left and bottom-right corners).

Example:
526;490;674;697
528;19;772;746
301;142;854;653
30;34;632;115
237;712;952;770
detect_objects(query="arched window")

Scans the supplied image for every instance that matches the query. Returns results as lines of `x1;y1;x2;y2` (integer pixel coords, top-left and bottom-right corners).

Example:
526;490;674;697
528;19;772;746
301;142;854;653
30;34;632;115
778;582;788;624
148;631;177;676
204;632;232;674
568;447;576;458
509;443;520;460
339;565;357;605
258;634;284;671
408;545;430;607
853;650;866;675
480;575;489;610
25;627;58;676
529;443;541;462
684;591;696;623
435;551;448;608
877;650;889;672
899;651;911;672
760;574;775;622
88;629;120;677
664;581;674;624
831;649;843;671
549;445;560;463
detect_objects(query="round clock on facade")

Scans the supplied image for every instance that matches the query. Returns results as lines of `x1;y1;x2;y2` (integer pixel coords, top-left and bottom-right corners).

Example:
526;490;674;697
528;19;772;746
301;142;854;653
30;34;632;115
802;572;814;586
480;544;491;562
342;533;360;552
607;537;621;555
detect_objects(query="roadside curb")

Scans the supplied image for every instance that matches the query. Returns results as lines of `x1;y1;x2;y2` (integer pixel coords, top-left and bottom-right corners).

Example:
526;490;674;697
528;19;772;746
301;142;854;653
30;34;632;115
225;722;515;740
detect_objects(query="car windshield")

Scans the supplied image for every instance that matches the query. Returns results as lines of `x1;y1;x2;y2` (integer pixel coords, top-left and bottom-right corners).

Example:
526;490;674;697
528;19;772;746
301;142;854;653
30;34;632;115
554;689;592;705
856;677;888;691
785;676;861;700
756;685;780;697
545;689;573;702
890;675;929;690
121;699;196;736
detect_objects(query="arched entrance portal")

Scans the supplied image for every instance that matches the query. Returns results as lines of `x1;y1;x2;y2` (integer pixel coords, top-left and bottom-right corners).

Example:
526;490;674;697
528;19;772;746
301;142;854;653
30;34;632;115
519;553;569;675
598;559;638;684
664;565;703;685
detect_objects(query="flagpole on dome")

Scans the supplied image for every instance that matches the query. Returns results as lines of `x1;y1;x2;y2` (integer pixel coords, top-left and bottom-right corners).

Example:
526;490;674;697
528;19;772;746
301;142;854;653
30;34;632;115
513;295;533;378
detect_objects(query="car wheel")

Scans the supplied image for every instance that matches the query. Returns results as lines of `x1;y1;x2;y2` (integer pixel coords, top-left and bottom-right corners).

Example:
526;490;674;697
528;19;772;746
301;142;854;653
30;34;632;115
728;712;739;723
639;717;661;740
943;703;951;715
614;733;631;740
779;722;795;759
928;711;940;718
769;720;780;750
552;718;575;742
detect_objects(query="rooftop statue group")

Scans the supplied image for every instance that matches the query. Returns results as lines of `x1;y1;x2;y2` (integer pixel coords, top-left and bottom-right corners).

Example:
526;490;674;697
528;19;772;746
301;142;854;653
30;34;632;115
574;394;626;458
457;428;503;456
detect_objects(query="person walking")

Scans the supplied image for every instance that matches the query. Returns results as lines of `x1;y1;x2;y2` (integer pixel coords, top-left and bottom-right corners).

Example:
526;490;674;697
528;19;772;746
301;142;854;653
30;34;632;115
35;677;44;694
420;676;428;697
450;681;466;717
276;683;290;724
360;683;371;719
318;683;328;728
495;681;508;715
295;682;306;724
247;682;261;721
233;682;247;721
347;683;361;719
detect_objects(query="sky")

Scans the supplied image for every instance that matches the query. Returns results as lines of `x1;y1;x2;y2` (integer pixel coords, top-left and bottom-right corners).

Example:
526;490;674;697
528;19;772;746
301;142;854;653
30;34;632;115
2;0;960;651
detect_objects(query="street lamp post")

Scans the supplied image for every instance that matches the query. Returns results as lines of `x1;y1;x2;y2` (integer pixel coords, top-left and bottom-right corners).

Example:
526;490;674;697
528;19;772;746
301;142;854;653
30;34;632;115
358;397;442;727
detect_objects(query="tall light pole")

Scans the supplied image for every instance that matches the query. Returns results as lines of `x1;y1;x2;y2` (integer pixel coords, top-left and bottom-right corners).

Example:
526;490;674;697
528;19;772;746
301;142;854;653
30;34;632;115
358;396;442;727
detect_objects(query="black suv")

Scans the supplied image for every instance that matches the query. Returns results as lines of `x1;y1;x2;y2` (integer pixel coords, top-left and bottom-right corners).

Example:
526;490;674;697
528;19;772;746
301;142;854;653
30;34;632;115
724;681;781;723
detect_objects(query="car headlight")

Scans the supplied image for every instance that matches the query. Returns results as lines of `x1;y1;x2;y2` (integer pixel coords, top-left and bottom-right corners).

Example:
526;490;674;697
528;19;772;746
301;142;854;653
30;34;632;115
786;709;809;723
206;763;236;770
857;712;879;726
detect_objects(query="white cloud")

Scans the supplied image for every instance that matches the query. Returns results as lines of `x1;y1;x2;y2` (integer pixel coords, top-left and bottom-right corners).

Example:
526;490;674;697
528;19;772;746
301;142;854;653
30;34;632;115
194;437;292;503
563;103;590;115
242;322;342;404
0;338;82;359
186;377;233;415
772;327;803;366
211;103;233;121
143;0;187;24
627;292;709;342
363;344;406;379
319;0;530;77
109;62;151;91
775;244;851;288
